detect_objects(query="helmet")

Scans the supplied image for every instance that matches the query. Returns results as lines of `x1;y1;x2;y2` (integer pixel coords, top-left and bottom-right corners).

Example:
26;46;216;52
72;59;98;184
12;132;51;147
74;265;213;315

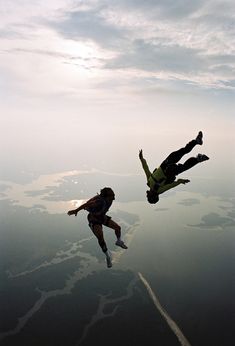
146;190;159;204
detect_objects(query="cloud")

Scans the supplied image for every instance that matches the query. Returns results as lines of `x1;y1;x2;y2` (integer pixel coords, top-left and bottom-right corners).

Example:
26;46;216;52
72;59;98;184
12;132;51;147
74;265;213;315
44;0;235;89
1;0;235;95
49;7;128;49
115;0;205;19
105;39;205;73
104;39;235;89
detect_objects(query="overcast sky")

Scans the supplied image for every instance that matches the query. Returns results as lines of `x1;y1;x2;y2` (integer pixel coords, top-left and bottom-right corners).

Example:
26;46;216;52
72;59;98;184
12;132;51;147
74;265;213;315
1;0;234;180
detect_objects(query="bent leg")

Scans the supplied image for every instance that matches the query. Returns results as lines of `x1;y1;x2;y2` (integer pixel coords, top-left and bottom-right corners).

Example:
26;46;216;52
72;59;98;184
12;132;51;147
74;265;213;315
106;218;128;249
161;139;198;168
105;218;121;239
176;157;199;175
90;224;108;253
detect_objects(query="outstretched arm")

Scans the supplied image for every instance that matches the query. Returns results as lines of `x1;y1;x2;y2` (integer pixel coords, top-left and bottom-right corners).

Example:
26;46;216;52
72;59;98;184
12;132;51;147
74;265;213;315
67;202;87;216
139;149;151;180
67;198;98;216
157;179;190;194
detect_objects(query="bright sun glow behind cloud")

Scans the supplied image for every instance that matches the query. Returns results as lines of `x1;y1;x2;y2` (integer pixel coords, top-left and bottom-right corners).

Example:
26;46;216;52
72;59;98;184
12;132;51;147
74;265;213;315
0;0;234;181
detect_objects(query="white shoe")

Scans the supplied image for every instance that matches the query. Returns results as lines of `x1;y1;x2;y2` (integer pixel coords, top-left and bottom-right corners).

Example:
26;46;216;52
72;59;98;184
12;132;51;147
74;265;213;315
197;153;209;162
105;252;112;268
115;239;128;249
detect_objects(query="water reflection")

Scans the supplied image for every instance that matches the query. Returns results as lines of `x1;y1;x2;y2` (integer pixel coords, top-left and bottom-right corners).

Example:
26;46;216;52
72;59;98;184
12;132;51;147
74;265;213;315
0;170;234;346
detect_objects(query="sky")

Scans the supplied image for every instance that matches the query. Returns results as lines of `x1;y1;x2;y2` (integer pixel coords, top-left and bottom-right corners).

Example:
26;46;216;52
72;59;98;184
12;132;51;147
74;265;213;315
0;0;235;182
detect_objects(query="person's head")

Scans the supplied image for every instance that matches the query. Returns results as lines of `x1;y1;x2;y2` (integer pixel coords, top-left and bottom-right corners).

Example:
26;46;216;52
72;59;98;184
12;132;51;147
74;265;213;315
100;187;115;201
146;189;159;204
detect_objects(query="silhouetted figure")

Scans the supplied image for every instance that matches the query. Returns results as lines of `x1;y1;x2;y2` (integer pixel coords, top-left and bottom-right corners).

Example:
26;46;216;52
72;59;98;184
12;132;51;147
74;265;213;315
139;131;209;204
67;187;127;268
